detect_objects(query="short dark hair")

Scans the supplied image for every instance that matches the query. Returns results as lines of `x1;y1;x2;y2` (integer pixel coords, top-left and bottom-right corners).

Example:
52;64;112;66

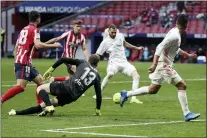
108;24;117;30
88;54;100;67
176;14;188;27
29;11;40;22
73;19;82;25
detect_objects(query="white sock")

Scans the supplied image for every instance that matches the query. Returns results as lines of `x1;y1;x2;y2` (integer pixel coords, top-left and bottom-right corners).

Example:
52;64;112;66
101;75;110;91
131;75;140;100
132;75;139;90
178;90;190;116
127;86;149;97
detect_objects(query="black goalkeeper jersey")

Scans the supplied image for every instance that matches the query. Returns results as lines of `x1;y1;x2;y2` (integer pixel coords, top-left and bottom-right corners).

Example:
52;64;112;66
52;58;102;109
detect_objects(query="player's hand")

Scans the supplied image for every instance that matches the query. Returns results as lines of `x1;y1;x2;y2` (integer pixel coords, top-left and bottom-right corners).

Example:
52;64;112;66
54;42;62;47
43;67;54;80
188;53;197;59
148;64;157;74
94;109;101;116
137;46;144;51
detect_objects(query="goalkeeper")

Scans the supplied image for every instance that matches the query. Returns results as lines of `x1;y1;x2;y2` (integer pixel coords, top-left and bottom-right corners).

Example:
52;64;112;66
8;54;102;116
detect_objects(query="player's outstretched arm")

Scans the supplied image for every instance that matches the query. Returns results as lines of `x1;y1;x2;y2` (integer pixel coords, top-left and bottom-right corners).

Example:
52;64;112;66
43;58;82;80
178;49;197;58
45;36;63;44
52;58;82;68
45;32;68;44
94;76;102;116
34;39;61;49
124;41;144;50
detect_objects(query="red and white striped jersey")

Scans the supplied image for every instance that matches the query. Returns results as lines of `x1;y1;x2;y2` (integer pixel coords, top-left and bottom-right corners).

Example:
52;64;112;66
60;30;85;58
15;24;40;65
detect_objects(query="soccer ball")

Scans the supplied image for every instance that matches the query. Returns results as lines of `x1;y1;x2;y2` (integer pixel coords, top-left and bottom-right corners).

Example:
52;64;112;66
113;93;121;104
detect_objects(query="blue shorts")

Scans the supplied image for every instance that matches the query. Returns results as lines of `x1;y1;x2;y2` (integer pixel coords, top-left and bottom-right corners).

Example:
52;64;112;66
14;63;39;81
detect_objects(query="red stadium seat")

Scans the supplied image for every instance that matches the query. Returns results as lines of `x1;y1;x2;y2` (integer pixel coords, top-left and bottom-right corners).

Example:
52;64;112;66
91;18;99;25
128;28;137;34
106;18;114;26
114;18;122;26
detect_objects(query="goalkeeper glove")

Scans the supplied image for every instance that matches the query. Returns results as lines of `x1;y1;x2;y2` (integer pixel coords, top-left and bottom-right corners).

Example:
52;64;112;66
94;109;101;116
43;67;54;81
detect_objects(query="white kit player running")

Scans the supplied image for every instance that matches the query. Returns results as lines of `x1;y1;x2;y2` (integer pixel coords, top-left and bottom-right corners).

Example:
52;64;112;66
94;24;143;104
120;14;200;121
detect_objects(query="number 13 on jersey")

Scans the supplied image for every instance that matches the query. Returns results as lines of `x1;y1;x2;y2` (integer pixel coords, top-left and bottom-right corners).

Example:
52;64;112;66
80;67;96;86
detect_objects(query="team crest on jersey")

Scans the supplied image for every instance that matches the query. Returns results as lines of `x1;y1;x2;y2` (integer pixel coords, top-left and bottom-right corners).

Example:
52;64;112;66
68;42;80;47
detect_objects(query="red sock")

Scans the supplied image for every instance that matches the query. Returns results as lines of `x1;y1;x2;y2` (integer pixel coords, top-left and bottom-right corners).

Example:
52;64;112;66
54;76;67;81
36;85;43;104
1;86;24;103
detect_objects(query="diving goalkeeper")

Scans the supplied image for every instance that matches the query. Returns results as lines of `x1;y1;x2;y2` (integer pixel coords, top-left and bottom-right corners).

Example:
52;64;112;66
8;54;102;116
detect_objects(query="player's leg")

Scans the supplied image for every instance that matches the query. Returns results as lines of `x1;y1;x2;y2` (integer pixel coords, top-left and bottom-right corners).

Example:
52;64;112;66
120;70;163;107
37;83;52;105
172;76;200;121
1;79;27;104
36;83;55;115
92;63;118;99
122;63;143;104
1;64;29;104
9;98;59;115
101;63;118;90
33;74;45;104
120;83;161;107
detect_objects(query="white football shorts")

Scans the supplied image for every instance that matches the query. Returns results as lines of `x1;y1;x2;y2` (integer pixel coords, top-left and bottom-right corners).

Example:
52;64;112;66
149;63;182;85
107;60;136;76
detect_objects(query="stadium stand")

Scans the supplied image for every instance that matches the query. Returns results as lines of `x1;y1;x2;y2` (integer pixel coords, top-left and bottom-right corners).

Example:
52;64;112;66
44;1;206;36
1;1;22;10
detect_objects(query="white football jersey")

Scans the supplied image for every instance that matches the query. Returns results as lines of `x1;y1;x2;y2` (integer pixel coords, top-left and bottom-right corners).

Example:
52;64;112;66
96;33;127;62
155;27;181;66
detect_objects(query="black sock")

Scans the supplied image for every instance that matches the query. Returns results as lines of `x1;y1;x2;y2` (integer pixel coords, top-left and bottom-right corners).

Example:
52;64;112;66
38;90;52;106
16;105;42;115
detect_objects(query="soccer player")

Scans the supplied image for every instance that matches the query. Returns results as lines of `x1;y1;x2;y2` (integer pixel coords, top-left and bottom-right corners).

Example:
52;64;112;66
103;27;120;39
1;11;61;104
120;14;200;121
94;24;143;104
8;54;102;116
45;20;89;82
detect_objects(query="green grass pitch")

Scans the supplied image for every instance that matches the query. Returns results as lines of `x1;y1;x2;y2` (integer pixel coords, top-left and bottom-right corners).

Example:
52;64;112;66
1;58;206;137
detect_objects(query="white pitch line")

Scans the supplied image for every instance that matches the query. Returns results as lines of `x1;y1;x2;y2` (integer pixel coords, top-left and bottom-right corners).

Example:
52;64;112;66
1;78;206;87
43;119;206;131
43;130;147;137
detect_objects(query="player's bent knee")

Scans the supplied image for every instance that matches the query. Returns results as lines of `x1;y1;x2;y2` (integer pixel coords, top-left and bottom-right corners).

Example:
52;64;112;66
107;72;114;78
180;84;187;90
176;82;187;90
133;74;140;80
36;85;44;94
148;87;159;94
17;84;26;89
51;98;59;107
17;81;27;88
